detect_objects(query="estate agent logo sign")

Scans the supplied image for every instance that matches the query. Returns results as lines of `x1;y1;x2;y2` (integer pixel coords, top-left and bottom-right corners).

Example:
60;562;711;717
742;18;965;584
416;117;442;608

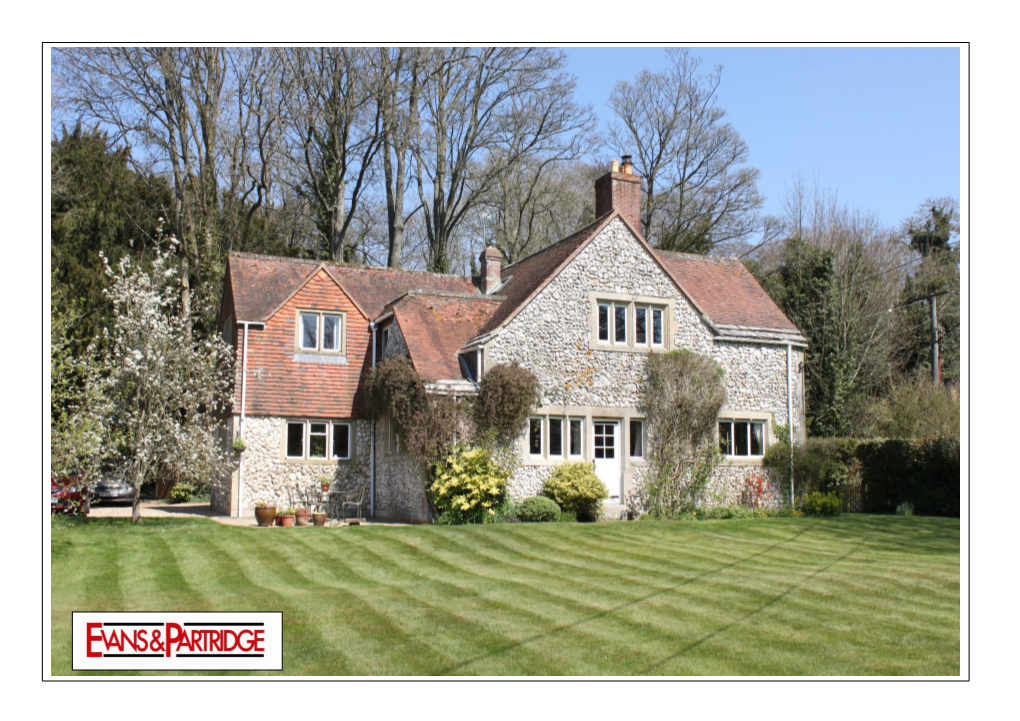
72;613;282;671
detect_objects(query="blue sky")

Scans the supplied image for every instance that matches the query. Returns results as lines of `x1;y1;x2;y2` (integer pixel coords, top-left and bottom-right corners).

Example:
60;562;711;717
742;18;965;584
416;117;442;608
564;46;961;229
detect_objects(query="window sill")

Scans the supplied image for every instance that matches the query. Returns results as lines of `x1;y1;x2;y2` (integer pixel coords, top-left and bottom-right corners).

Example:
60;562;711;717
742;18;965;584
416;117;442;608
590;342;667;354
293;353;348;365
721;456;764;467
283;457;353;465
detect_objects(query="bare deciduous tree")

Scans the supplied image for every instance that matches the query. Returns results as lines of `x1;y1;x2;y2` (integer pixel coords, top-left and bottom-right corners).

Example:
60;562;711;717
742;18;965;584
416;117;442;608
608;48;771;254
411;47;596;272
283;48;381;262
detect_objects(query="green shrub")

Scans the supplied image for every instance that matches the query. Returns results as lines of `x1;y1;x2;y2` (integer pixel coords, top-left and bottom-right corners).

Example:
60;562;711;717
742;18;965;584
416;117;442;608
518;496;561;523
429;444;509;524
493;499;521;523
764;438;859;502
169;483;194;504
473;364;540;445
543;462;608;521
896;502;915;516
856;437;959;517
558;510;577;523
802;491;841;517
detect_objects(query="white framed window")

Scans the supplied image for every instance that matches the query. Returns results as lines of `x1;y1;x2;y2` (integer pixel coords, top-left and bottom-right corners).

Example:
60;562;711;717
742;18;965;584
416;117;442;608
569;418;584;458
614;304;627;343
593;296;668;350
548;417;564;457
598;303;610;342
629;419;644;458
332;423;351;459
286;422;305;458
635;306;648;345
285;420;354;461
528;417;543;456
308;422;328;458
718;419;766;458
297;310;345;353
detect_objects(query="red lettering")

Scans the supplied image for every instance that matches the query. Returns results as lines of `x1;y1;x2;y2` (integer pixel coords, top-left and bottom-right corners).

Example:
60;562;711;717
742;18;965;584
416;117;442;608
137;630;148;653
166;623;183;658
238;629;254;652
210;629;222;651
86;623;104;657
101;628;124;652
253;629;265;652
223;629;237;652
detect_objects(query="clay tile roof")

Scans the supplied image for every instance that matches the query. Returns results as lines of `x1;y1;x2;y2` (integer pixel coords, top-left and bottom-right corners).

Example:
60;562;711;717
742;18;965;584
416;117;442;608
474;212;616;336
392;294;502;381
226;253;480;322
654;250;801;335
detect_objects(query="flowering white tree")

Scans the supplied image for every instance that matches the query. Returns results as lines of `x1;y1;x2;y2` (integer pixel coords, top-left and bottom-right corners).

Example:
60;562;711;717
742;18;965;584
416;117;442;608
101;236;233;522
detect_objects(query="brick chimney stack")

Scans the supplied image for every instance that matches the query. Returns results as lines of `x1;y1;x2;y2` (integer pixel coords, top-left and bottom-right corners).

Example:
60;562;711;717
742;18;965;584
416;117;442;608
479;246;503;294
595;155;643;236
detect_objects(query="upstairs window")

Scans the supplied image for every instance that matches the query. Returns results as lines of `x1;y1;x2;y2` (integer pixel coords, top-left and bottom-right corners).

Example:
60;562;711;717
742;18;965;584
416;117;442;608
592;296;669;350
298;311;344;353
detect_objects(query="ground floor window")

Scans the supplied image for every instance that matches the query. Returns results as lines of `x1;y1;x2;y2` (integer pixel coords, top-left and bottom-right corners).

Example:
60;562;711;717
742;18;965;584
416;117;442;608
286;419;353;460
718;419;765;458
629;419;644;458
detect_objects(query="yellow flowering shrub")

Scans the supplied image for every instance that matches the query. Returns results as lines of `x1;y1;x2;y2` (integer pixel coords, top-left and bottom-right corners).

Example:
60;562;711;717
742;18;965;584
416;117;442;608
543;462;608;521
429;444;509;524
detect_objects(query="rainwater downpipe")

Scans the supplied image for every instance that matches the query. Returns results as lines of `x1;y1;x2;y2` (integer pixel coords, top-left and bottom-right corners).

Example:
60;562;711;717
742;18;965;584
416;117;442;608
787;342;794;508
369;321;377;518
237;321;253;518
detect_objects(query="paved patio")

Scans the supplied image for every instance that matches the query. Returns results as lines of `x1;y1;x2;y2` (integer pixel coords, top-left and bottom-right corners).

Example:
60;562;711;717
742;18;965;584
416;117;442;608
86;499;406;526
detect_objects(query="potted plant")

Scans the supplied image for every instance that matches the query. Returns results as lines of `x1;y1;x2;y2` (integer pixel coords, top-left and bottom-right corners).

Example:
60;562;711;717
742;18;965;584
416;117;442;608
254;501;276;527
295;507;311;526
276;508;296;527
233;436;247;453
319;475;331;493
312;511;327;526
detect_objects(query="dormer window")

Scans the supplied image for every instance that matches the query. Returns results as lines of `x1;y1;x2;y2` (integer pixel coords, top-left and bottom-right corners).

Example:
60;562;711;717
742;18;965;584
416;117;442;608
297;310;345;354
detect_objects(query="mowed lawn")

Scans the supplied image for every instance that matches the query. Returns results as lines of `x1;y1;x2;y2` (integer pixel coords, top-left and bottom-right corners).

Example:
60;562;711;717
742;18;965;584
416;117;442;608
50;515;959;676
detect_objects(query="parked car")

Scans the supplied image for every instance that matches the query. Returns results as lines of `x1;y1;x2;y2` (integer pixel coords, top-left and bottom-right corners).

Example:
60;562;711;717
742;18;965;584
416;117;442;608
93;477;134;504
51;475;90;515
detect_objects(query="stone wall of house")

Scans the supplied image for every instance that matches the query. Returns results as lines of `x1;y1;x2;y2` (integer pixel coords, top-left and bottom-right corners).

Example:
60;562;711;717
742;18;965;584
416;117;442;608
234;416;371;514
486;217;800;509
372;421;429;522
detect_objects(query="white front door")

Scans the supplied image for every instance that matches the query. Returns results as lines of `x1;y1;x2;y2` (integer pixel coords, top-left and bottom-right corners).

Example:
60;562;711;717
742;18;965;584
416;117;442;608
592;421;621;501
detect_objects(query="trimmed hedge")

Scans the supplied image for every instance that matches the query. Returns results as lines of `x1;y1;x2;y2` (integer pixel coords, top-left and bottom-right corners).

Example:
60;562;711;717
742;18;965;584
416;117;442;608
856;438;959;517
518;496;561;523
764;437;959;517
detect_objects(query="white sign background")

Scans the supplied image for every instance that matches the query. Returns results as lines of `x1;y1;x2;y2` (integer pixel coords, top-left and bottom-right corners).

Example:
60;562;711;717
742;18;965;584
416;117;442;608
72;612;283;671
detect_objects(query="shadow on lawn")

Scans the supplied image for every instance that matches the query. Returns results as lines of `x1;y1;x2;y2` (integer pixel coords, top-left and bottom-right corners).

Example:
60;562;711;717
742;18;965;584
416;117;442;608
436;520;824;675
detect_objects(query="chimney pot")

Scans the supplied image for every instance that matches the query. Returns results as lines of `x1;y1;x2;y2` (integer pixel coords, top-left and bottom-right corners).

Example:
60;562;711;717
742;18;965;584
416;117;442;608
610;159;620;173
594;156;643;236
479;246;502;294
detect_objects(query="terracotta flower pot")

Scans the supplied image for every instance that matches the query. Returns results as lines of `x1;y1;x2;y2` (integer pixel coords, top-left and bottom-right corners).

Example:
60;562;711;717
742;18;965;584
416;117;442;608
255;506;277;527
312;512;327;527
295;509;311;527
277;514;295;527
320;484;331;493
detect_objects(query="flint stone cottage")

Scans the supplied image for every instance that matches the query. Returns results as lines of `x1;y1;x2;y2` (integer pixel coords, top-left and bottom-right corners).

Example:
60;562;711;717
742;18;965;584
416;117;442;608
214;159;807;521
